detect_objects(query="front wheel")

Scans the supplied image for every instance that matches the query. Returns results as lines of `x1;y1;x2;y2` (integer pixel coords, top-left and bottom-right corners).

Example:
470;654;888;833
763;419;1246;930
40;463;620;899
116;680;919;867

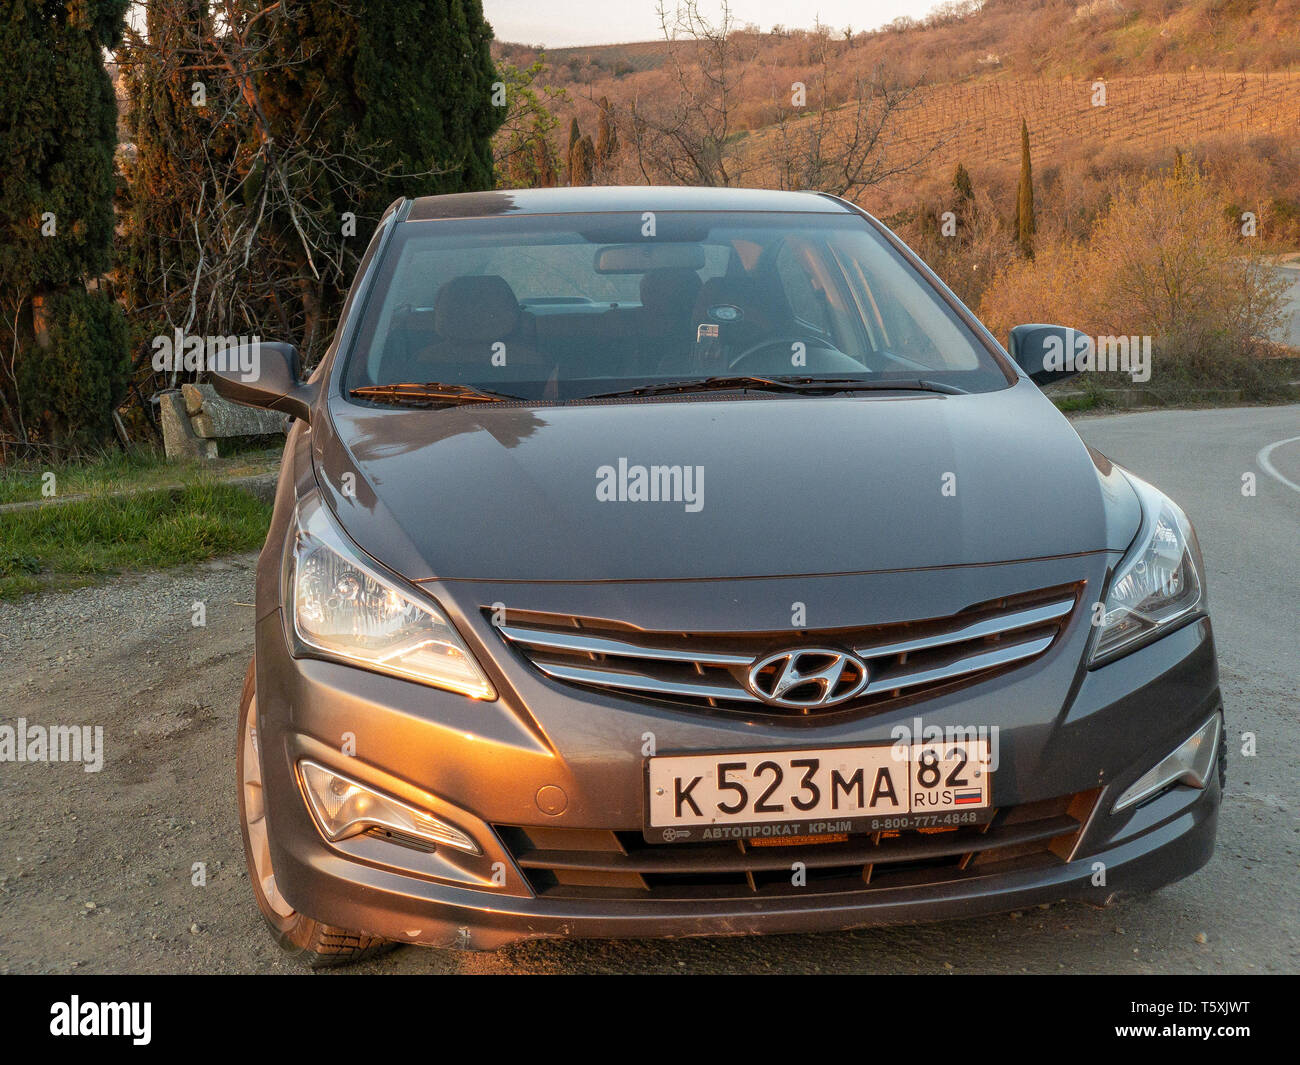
236;661;397;968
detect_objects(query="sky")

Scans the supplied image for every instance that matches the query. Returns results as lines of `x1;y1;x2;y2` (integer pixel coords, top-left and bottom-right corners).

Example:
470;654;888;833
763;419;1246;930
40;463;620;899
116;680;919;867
483;0;945;47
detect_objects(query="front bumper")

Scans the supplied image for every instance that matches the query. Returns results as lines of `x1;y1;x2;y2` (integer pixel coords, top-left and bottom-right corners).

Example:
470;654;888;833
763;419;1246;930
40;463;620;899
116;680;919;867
252;560;1223;951
267;762;1219;951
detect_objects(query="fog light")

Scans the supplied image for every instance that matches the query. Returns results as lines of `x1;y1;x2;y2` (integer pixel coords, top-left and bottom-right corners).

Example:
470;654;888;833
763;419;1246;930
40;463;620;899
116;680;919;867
1113;713;1221;813
299;760;479;854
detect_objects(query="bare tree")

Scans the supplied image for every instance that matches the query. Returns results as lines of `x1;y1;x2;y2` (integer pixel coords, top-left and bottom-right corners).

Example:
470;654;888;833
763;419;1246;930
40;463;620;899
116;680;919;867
0;294;27;445
765;35;946;200
626;1;943;199
118;0;441;393
626;1;757;187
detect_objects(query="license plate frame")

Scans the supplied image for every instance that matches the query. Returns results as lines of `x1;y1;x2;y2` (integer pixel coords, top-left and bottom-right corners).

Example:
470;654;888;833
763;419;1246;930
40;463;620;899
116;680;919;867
644;739;993;844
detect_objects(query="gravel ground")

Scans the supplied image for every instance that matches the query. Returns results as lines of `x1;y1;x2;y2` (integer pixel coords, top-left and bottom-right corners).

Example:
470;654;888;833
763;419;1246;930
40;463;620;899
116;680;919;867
0;405;1296;975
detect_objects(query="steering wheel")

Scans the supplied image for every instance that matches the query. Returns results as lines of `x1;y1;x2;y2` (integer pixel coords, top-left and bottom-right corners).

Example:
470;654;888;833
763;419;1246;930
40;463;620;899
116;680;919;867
727;335;832;371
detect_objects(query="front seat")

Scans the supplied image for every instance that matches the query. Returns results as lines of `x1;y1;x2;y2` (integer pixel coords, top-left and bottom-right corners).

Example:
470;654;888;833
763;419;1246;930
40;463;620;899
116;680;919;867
632;267;702;374
388;275;547;383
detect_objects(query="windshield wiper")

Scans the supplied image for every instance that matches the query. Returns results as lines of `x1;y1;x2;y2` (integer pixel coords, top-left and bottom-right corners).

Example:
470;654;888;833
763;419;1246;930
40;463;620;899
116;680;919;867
584;375;965;400
585;375;811;399
350;382;522;406
784;377;967;395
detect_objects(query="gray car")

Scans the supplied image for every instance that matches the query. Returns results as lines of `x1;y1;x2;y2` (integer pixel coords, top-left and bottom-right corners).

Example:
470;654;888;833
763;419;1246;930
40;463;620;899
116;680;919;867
215;187;1223;967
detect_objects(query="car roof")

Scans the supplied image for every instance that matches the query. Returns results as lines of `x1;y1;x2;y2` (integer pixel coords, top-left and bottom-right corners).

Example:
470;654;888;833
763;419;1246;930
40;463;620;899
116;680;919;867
404;186;853;221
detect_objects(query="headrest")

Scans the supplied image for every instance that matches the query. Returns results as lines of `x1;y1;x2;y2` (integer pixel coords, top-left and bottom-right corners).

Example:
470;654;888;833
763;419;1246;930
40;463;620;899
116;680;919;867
434;275;520;341
639;267;702;318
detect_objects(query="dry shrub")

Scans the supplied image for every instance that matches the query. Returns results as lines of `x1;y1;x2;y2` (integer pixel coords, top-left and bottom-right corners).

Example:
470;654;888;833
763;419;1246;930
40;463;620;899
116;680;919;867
1196;133;1300;249
979;166;1289;396
976;232;1088;336
903;188;1020;310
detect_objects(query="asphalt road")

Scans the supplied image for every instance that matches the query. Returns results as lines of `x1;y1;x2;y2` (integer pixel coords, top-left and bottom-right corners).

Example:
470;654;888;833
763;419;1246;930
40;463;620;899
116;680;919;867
1;405;1296;974
1272;262;1300;348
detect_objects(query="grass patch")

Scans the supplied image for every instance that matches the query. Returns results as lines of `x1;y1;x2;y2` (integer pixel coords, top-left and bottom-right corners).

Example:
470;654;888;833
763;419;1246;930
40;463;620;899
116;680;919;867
0;443;281;505
0;483;272;600
1052;393;1104;412
1048;377;1120;412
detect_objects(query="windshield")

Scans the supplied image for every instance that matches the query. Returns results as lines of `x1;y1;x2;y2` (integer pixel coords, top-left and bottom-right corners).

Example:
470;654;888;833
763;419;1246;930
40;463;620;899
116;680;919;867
343;211;1011;400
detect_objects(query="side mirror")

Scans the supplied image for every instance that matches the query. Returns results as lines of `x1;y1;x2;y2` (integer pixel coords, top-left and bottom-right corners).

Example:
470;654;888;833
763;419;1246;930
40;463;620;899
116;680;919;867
210;341;315;422
1008;324;1090;386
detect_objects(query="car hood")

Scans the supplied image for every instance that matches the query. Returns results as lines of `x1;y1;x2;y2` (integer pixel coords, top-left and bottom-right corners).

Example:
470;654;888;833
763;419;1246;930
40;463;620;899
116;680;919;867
315;379;1140;582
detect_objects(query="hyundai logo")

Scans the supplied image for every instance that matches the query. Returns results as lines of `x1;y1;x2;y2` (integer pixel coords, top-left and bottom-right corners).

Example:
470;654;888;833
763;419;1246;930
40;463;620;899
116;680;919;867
745;647;870;709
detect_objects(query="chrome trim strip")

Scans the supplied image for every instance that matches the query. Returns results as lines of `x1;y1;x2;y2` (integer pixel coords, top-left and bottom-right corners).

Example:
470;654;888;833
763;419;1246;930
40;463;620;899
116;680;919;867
534;661;761;702
865;634;1054;694
498;624;753;666
852;597;1074;660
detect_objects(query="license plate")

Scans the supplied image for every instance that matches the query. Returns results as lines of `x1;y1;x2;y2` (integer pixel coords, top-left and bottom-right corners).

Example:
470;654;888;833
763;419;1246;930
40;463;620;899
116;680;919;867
645;739;992;844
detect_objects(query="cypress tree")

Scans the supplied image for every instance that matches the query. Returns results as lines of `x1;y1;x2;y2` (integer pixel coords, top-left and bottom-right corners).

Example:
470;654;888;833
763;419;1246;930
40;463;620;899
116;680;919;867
571;134;596;186
567;117;581;179
1013;118;1035;259
952;162;975;233
251;1;505;354
534;140;558;187
260;0;504;230
595;96;619;170
0;0;131;446
119;2;234;343
953;162;974;203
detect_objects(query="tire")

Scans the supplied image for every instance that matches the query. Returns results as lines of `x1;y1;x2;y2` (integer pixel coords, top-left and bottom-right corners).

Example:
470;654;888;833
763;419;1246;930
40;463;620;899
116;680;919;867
1218;712;1228;790
236;660;398;969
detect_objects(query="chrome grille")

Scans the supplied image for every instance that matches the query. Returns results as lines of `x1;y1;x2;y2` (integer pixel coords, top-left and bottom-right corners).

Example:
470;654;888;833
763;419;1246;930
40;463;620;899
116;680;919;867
493;583;1080;718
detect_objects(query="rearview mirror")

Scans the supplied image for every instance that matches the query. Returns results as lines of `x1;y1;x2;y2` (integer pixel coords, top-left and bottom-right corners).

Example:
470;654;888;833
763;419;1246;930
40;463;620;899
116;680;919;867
594;243;706;274
210;341;315;422
1008;324;1090;386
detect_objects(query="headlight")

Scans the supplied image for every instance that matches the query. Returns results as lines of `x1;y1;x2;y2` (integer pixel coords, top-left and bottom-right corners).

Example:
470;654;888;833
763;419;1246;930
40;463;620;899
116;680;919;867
289;495;495;699
1089;472;1204;665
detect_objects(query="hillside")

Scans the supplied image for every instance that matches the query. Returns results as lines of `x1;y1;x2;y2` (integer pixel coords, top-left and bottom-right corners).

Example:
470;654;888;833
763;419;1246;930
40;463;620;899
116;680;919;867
499;0;1300;83
495;0;1300;240
763;69;1300;223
